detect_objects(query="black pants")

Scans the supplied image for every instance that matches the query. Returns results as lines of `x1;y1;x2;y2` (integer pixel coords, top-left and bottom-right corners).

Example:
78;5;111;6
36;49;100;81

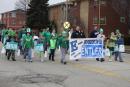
7;50;15;61
49;49;55;61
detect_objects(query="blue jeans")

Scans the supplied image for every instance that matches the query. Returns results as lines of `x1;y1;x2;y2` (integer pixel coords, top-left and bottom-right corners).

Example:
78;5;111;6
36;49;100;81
24;48;32;61
115;51;123;61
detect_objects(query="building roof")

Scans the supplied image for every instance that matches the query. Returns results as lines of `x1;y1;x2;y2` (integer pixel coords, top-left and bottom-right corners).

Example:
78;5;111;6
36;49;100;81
1;9;25;14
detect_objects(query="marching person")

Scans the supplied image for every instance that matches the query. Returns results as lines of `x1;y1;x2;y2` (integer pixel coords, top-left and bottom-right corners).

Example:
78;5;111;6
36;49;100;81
105;32;117;62
41;28;51;57
5;28;17;61
49;35;57;61
89;26;99;38
71;26;86;61
97;28;105;62
5;36;17;61
114;29;124;62
23;31;34;62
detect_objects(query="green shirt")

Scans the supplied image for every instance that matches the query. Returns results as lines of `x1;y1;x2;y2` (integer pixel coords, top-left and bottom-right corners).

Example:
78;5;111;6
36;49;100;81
44;31;51;43
50;39;57;49
23;35;34;49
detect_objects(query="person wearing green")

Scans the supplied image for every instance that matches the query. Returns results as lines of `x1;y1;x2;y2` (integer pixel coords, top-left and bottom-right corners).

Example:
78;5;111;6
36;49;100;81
49;35;57;61
8;28;16;37
106;32;117;62
58;29;69;65
2;27;8;44
23;32;34;62
42;28;51;57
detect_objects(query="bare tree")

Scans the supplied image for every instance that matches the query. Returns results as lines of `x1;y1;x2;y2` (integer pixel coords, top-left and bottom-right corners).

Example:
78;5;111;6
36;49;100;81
15;0;30;11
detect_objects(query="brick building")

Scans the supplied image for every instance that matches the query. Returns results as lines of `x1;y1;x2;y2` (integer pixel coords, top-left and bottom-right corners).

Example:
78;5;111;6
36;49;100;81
1;9;26;30
49;0;129;37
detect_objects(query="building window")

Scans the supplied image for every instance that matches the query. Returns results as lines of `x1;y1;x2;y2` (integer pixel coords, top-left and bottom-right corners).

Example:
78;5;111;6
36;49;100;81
93;17;99;24
100;0;106;5
120;17;125;23
11;12;16;18
93;16;106;25
94;0;106;6
12;20;16;26
94;0;99;6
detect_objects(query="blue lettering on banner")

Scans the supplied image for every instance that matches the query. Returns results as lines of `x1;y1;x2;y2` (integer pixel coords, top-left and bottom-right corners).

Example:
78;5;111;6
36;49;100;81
81;45;103;58
70;40;78;52
69;38;104;60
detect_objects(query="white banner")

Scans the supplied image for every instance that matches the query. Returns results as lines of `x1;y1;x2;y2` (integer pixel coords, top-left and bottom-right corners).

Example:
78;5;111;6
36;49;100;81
69;38;104;60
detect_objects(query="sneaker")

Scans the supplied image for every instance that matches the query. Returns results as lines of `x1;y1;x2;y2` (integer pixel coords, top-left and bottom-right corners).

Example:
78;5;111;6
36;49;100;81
41;59;44;62
64;62;67;65
108;59;112;62
120;61;124;62
100;58;105;62
75;59;79;61
96;58;99;61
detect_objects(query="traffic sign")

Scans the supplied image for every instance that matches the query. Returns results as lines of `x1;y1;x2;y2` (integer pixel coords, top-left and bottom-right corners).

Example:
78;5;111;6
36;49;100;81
63;21;70;29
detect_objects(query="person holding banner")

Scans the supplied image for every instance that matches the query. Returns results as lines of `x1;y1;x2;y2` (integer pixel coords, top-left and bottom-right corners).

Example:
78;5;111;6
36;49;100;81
105;32;117;62
23;32;34;62
71;26;85;61
96;28;105;62
114;30;124;62
5;36;17;61
89;26;99;38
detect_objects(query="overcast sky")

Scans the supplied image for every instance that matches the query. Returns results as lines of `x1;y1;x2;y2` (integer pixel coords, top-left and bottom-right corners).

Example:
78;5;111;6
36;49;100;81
0;0;65;13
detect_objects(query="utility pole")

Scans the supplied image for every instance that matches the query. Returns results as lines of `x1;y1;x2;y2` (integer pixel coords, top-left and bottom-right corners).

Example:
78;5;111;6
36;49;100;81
65;0;69;21
98;0;101;28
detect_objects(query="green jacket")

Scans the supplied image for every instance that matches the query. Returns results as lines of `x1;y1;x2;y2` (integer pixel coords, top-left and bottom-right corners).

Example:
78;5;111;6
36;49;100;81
59;37;69;49
23;35;34;49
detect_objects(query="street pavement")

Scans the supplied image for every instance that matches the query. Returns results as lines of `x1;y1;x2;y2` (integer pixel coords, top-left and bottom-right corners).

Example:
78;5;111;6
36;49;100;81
0;40;130;87
0;49;130;87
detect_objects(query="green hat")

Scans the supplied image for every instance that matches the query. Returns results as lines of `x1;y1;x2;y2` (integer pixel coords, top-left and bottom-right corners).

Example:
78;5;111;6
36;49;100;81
26;28;31;32
99;28;104;33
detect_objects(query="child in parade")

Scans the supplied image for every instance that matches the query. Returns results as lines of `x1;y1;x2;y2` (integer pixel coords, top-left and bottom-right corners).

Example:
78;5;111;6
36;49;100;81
5;36;17;61
48;35;57;61
23;32;34;62
105;32;117;62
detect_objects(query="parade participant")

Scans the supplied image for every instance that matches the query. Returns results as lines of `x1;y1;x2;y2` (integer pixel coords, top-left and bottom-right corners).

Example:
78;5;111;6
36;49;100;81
80;29;86;38
71;26;81;38
42;28;51;57
49;35;57;61
115;30;124;62
23;31;34;62
58;29;69;65
97;28;105;62
71;26;85;61
105;32;117;62
51;29;57;38
89;26;99;38
5;36;17;61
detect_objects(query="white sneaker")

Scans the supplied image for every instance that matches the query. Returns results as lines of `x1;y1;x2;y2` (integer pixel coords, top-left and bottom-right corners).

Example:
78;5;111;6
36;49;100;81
108;59;112;62
41;59;44;62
